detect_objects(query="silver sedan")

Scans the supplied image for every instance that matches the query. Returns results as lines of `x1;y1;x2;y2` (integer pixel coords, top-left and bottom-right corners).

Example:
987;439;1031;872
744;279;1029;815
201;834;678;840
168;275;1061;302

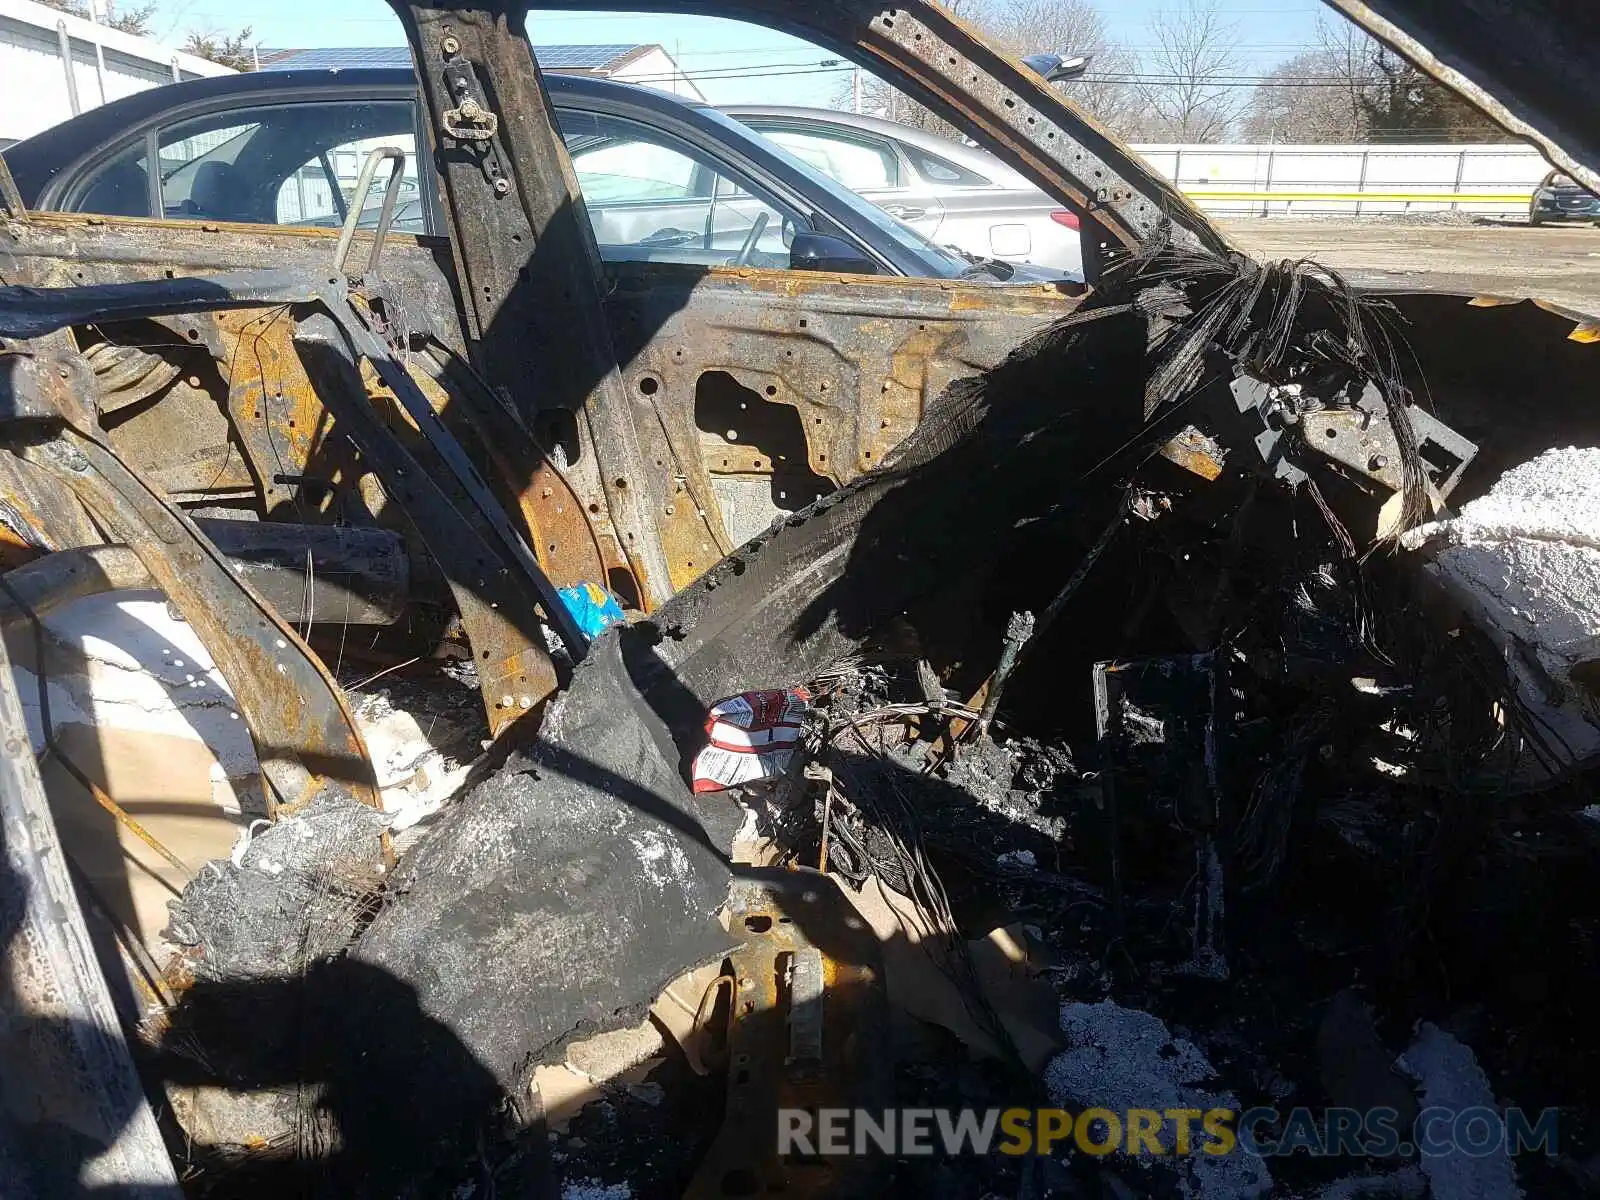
722;105;1085;280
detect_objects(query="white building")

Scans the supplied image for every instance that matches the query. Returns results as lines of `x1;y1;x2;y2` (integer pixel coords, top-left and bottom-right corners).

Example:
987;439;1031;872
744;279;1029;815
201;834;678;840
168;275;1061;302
0;0;232;148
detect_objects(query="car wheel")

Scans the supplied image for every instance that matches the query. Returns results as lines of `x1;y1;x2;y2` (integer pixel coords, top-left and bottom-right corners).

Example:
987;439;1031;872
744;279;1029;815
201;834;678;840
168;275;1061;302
1528;207;1542;226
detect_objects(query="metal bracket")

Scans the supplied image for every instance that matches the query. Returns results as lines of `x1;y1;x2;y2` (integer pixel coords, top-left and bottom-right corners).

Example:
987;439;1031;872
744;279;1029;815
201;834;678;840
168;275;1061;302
333;145;408;279
1299;385;1478;500
1230;374;1314;489
1229;374;1479;499
440;64;500;142
442;96;499;141
687;871;888;1198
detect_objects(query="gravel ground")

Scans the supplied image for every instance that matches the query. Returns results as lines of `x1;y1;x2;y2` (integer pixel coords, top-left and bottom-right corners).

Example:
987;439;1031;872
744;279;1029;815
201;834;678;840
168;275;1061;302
1217;216;1600;314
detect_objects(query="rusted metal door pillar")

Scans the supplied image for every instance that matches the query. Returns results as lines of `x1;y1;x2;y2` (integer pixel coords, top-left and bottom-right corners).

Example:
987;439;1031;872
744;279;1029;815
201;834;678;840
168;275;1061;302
387;1;673;605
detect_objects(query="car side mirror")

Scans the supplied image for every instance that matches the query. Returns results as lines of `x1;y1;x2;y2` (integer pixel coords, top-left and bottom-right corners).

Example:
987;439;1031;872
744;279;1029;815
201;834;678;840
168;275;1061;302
1022;53;1091;83
789;232;881;275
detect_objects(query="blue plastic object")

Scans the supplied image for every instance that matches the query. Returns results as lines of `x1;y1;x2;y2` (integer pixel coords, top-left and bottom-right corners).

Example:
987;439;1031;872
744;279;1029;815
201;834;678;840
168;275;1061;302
558;581;626;639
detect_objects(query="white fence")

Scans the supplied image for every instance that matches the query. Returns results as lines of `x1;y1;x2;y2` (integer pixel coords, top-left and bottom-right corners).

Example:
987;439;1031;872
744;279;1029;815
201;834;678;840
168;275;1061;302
0;0;231;148
1131;142;1551;217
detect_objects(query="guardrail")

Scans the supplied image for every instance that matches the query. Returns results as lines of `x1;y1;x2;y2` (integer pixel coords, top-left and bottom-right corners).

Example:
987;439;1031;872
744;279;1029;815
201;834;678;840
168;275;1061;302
1133;142;1549;217
1182;188;1535;212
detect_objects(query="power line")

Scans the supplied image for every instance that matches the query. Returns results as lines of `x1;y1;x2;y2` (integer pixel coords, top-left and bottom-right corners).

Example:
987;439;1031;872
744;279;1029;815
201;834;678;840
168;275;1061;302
624;63;858;85
617;60;1434;91
1077;77;1440;89
187;11;403;21
671;47;826;59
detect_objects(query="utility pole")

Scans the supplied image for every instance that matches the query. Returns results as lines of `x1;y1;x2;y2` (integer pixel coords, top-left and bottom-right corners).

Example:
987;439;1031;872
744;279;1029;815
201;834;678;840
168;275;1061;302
852;65;862;114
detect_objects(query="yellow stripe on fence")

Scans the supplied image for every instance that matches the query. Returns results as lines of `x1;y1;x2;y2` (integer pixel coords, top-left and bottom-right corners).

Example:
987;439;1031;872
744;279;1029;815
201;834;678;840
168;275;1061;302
1181;189;1535;204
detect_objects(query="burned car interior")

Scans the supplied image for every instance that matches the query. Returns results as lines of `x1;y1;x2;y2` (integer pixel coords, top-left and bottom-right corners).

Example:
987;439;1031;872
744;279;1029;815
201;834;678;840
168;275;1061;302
0;0;1598;1197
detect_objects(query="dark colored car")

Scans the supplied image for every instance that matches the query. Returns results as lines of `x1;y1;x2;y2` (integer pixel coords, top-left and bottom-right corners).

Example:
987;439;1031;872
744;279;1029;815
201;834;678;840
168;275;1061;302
1;68;1061;284
1529;169;1600;224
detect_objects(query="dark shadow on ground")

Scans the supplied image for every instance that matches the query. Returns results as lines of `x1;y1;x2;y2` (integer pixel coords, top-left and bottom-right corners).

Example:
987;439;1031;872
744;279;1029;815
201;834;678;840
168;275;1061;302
156;959;539;1200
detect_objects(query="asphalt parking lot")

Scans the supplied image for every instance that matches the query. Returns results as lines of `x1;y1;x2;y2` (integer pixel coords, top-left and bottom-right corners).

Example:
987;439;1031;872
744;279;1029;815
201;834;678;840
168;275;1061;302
1216;217;1600;314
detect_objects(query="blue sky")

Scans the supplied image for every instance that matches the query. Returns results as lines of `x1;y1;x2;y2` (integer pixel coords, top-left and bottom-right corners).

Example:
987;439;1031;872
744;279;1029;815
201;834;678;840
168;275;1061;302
157;1;1330;107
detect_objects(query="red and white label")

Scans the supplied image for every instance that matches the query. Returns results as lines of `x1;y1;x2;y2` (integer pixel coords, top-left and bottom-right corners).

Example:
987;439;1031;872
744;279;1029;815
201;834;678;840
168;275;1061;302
691;687;811;794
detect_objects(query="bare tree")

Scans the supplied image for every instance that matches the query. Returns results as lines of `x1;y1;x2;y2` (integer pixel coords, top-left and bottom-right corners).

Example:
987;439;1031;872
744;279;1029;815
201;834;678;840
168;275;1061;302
183;26;261;72
35;0;156;36
1315;17;1378;141
845;72;968;138
842;0;988;136
1136;0;1245;142
845;0;1144;142
982;0;1143;138
1353;37;1508;141
1243;19;1397;143
1243;15;1512;144
1242;48;1367;142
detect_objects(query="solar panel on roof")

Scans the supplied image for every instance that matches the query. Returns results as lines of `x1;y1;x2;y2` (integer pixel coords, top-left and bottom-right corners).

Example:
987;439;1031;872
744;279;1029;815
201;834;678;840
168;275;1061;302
535;44;637;68
262;47;412;70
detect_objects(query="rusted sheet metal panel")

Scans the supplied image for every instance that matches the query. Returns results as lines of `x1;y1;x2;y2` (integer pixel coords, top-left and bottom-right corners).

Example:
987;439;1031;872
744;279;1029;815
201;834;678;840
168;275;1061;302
412;348;636;600
1325;0;1600;197
536;0;1228;258
210;307;345;517
75;305;350;520
1159;426;1227;482
0;448;99;565
112;375;245;503
293;312;562;736
603;262;1076;580
1;339;98;429
656;483;730;594
0;214;466;353
0;629;180;1198
521;453;623;590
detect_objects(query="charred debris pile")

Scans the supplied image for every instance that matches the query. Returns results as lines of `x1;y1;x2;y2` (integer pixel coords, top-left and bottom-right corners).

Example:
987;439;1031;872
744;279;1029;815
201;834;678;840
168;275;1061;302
675;249;1600;1196
99;246;1600;1196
